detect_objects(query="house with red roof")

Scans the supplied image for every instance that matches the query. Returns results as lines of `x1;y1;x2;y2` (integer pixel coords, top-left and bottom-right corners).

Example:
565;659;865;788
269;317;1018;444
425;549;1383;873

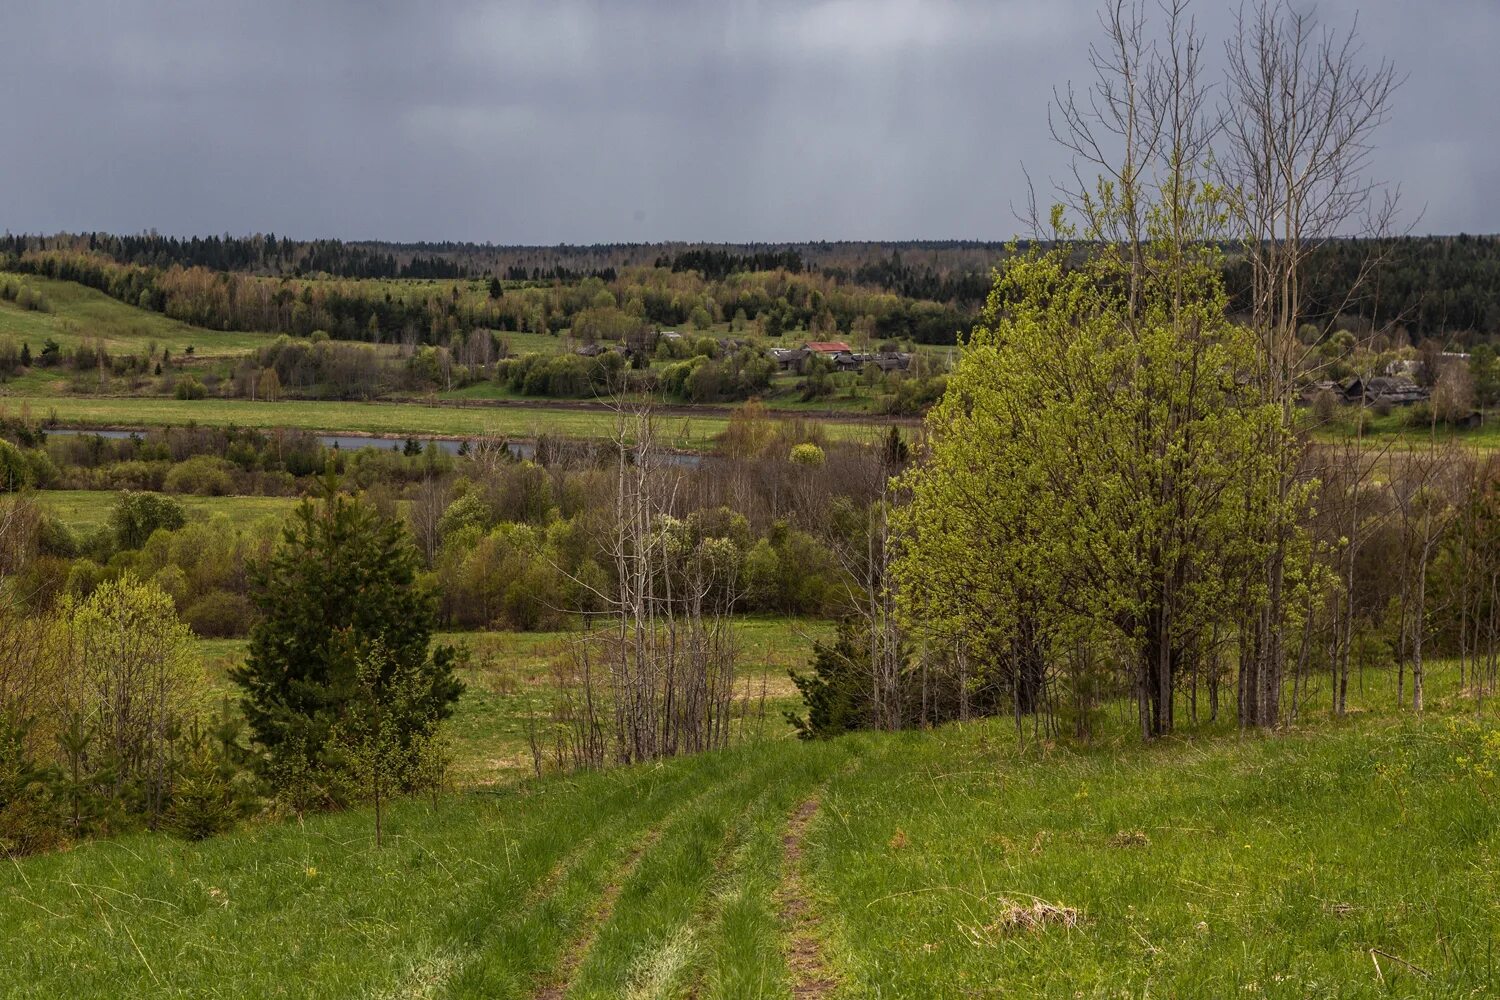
802;341;852;356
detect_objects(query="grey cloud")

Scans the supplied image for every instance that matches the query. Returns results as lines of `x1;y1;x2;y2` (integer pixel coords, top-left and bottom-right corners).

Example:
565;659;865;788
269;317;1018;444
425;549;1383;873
0;0;1493;242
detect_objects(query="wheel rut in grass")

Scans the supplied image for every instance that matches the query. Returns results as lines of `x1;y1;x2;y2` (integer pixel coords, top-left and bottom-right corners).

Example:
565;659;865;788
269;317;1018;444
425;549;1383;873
677;791;766;1000
532;828;662;1000
778;797;837;998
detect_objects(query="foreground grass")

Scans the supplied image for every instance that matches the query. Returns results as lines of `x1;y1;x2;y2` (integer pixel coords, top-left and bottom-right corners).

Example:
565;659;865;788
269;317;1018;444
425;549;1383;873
4;706;1497;998
0;276;270;357
817;716;1500;997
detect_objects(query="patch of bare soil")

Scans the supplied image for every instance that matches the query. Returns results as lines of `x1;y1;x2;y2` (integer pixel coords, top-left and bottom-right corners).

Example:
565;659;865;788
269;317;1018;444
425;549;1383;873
778;798;837;998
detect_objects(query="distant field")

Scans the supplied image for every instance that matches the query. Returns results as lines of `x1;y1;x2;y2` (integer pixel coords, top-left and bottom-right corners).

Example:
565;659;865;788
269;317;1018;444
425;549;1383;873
439;377;888;417
2;394;893;450
0;275;271;356
495;330;573;355
39;490;299;534
1316;408;1500;451
2;395;731;448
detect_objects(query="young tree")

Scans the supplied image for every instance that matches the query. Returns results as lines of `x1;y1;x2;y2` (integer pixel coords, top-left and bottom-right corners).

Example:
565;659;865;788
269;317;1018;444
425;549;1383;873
256;366;282;402
55;574;200;822
902;0;1307;738
233;479;461;794
326;639;450;846
898;216;1297;739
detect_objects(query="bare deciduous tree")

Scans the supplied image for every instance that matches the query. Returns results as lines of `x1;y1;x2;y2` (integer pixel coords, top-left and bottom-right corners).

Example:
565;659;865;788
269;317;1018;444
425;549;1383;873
1221;0;1401;727
545;399;740;770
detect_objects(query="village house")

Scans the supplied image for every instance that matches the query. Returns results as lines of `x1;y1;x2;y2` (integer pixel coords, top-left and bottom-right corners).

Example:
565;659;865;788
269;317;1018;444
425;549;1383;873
802;340;852;357
769;347;808;371
768;343;914;375
1297;379;1339;404
1341;375;1429;406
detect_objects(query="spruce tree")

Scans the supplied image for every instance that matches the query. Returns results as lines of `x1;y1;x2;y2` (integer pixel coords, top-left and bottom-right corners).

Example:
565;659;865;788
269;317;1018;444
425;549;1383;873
233;476;461;790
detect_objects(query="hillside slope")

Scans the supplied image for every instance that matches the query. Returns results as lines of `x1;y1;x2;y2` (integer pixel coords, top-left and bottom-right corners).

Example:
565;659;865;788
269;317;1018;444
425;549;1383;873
3;712;1496;999
0;275;269;357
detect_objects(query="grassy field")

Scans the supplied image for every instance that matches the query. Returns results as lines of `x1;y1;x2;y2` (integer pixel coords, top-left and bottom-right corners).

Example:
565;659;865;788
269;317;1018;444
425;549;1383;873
437;377;900;418
2;394;893;450
39;489;300;534
3;395;732;448
191;617;833;787
1312;406;1500;452
3;663;1497;997
0;275;271;357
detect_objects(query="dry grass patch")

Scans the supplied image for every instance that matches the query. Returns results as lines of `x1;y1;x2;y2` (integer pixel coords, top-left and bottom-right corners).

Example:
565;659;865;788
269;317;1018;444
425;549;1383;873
983;898;1083;936
1107;829;1151;848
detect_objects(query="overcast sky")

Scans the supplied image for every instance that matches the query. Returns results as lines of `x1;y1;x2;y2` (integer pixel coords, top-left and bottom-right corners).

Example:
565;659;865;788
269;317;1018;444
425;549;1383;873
1;0;1494;243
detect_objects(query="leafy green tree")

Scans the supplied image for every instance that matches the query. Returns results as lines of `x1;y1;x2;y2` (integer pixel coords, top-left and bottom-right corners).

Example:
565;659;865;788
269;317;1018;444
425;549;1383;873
109;491;186;550
233;482;461;794
0;441;37;492
58;574;200;821
895;195;1309;738
326;640;450;845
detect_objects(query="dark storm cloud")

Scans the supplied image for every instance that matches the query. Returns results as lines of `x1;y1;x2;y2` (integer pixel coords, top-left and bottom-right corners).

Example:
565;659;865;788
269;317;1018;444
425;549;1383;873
0;0;1494;242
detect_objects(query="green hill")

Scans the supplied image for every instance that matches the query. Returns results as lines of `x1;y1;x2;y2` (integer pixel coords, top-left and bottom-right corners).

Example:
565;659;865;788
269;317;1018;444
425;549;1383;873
0;275;271;357
2;706;1495;998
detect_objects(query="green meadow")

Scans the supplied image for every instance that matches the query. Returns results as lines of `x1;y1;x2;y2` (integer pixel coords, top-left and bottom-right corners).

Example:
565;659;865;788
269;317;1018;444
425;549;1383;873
190;617;833;787
39;490;300;534
5;395;729;448
4;394;894;450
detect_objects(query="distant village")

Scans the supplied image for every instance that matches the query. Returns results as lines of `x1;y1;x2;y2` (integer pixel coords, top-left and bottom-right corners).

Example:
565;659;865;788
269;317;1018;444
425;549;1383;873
571;330;1477;420
1298;351;1478;422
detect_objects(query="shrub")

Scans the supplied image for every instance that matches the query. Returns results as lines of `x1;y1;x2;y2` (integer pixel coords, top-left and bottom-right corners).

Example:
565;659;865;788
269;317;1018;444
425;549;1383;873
164;455;235;496
0;715;62;857
789;443;826;466
184;590;255;638
166;714;259;840
174;376;207;400
0;440;33;492
786;620;877;739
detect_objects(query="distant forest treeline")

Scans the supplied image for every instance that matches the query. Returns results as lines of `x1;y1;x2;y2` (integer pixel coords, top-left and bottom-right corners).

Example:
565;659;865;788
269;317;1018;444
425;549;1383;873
0;246;974;347
2;231;1499;340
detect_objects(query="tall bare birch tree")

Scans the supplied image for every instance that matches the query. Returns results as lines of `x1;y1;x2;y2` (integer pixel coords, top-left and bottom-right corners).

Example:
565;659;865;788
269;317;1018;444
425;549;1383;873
1220;0;1399;726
